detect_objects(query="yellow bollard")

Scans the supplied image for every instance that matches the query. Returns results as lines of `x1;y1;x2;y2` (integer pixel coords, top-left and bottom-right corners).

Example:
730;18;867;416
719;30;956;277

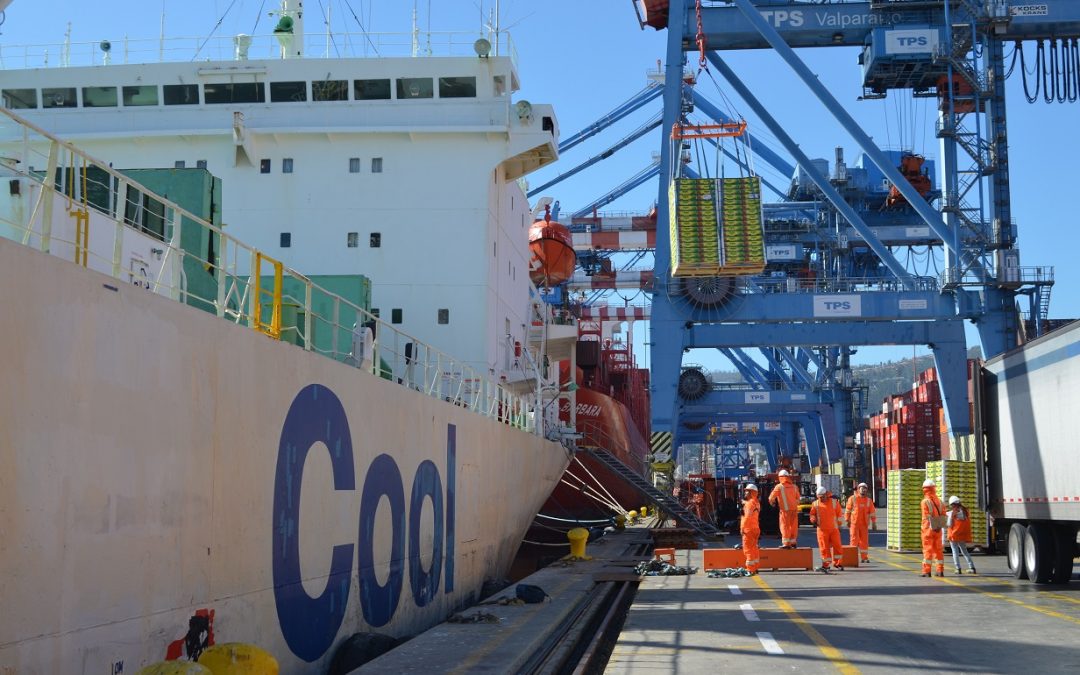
567;527;590;559
627;509;638;523
640;506;648;518
197;643;279;675
136;664;212;675
614;514;627;530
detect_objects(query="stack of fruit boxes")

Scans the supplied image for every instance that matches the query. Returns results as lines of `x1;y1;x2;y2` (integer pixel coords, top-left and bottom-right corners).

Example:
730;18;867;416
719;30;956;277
887;468;926;552
925;460;987;546
669;178;722;277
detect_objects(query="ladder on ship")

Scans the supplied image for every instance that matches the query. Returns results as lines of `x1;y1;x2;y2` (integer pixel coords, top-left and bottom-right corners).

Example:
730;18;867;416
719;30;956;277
582;448;722;539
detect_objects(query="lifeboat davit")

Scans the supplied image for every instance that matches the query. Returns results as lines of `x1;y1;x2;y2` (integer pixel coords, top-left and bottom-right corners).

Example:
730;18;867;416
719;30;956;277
528;207;576;287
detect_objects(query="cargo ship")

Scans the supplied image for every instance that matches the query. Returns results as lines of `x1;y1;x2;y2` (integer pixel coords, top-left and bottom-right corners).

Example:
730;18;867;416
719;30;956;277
0;2;582;671
513;207;654;570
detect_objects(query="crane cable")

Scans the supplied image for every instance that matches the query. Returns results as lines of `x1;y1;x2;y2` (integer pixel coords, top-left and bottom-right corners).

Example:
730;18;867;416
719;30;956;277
695;0;708;71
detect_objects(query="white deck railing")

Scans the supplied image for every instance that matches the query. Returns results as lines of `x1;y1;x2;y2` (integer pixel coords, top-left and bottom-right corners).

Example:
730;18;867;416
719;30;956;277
0;31;518;70
0;106;538;434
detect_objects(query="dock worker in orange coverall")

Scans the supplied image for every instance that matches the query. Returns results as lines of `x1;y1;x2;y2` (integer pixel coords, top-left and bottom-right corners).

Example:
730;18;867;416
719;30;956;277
809;486;845;572
845;482;878;563
741;484;761;574
768;469;800;549
921;478;946;577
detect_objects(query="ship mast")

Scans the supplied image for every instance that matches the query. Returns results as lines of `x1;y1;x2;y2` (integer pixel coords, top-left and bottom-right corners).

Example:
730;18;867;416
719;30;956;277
276;0;305;59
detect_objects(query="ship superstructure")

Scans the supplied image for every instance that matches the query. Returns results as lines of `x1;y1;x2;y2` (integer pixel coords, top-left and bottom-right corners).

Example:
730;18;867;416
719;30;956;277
0;0;558;381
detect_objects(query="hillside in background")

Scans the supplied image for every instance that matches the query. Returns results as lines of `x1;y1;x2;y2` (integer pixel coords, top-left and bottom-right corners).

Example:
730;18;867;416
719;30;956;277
853;356;935;409
708;347;982;414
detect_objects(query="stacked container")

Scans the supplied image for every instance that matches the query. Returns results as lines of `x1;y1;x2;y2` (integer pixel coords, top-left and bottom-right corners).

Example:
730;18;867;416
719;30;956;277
886;468;926;552
924;460;987;547
864;362;978;489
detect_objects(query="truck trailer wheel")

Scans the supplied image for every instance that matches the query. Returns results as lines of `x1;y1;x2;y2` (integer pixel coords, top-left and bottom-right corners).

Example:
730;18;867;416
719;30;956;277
1024;523;1055;584
1051;524;1078;584
1008;523;1027;580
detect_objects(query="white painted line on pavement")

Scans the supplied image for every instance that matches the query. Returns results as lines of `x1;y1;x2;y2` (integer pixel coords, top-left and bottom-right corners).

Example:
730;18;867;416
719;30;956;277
740;603;760;622
728;584;743;596
757;632;784;655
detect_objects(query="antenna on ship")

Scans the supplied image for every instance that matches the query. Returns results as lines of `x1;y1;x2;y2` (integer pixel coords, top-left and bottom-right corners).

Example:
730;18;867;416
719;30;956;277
159;1;165;62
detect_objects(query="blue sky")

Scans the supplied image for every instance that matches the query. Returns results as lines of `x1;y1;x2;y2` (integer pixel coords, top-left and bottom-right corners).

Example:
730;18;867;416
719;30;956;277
6;0;1077;370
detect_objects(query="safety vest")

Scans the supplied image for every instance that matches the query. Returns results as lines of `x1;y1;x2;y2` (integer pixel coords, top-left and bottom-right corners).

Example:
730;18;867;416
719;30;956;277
947;505;973;543
921;494;944;532
769;479;799;512
810;497;842;531
741;496;760;534
846;494;876;527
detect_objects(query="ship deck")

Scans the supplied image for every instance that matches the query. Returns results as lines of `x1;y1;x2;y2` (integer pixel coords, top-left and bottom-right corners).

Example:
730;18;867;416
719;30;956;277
362;526;1080;673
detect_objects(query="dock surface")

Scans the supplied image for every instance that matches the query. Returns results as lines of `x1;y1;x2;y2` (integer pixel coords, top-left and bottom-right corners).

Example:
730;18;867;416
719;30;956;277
608;528;1080;673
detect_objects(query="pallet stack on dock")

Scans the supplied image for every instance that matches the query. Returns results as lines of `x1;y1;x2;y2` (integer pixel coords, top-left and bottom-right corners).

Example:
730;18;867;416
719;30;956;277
886;468;926;552
925;460;988;546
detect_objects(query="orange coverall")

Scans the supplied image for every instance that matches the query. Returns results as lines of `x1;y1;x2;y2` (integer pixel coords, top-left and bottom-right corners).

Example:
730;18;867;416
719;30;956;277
741;493;761;573
921;487;946;575
809;495;845;569
768;476;801;548
845;493;877;562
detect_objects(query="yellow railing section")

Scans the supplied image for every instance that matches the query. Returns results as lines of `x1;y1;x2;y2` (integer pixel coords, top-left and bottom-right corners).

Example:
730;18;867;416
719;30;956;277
252;252;283;339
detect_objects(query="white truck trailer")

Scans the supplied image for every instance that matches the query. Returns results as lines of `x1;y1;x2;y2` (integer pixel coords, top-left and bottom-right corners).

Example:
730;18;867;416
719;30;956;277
980;319;1080;583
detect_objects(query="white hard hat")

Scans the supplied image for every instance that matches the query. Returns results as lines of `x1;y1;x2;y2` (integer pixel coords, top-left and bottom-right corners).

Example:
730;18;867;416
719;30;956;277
745;483;758;491
923;479;936;488
816;486;828;496
949;495;961;505
778;469;790;476
857;482;868;489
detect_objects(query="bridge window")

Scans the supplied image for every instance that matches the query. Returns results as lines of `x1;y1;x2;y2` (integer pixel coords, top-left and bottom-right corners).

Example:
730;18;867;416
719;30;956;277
354;78;391;100
397;77;433;99
42;87;77;109
163;84;199;105
82;86;118;108
391;308;403;324
438;309;449;325
204;82;265;104
371;157;383;173
349;157;361;173
313;80;348;101
280;232;291;248
2;88;37;109
123;85;159;106
438;76;476;98
347;232;359;248
270;81;307;102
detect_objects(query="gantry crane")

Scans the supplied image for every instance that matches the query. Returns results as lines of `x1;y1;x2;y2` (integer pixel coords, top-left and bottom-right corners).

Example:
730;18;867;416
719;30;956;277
641;0;1080;450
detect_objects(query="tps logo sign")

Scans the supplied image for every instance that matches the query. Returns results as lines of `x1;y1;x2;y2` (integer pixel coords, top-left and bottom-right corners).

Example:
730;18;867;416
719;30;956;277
813;294;863;317
884;29;940;55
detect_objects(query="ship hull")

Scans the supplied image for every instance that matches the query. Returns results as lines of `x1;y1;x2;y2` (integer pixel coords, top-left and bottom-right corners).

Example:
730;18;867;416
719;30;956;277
0;237;570;673
513;388;650;572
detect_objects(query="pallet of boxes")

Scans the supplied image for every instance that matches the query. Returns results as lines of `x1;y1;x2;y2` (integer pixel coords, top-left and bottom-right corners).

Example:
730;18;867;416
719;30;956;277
925;459;987;548
886;468;926;552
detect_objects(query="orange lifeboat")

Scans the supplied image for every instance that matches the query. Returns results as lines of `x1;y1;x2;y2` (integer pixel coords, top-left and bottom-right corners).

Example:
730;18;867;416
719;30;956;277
528;205;576;287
